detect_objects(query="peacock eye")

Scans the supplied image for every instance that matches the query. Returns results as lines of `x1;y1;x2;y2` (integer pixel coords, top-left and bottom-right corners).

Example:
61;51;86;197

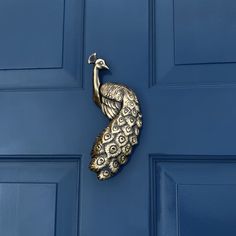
100;61;103;65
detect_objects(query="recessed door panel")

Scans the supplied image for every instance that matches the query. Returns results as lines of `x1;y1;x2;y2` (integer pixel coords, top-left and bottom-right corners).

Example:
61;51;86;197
0;159;80;236
150;156;236;236
0;0;84;89
151;0;236;86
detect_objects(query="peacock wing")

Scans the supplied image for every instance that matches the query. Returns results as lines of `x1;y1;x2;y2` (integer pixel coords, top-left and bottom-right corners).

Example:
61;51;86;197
100;83;124;119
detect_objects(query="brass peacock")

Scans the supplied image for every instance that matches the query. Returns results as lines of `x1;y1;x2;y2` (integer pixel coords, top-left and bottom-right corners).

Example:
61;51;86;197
88;53;142;180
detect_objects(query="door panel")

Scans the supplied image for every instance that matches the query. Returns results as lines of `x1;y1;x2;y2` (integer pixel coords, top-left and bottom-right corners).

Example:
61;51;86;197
0;183;56;236
174;0;236;65
0;159;80;236
0;0;84;89
150;156;236;236
152;0;236;86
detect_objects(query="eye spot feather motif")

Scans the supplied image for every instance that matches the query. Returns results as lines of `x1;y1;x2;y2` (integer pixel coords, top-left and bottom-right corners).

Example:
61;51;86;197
88;53;142;180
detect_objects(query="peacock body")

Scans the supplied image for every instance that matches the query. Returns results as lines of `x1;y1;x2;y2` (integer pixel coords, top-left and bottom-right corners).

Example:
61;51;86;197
88;53;142;180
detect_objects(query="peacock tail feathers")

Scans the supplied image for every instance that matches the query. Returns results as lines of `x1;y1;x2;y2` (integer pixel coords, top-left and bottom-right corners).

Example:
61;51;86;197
90;83;142;180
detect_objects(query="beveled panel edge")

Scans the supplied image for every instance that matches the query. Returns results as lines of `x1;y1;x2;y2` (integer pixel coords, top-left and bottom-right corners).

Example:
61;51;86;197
0;0;85;91
0;154;82;160
149;154;236;236
148;0;156;88
0;154;82;236
148;0;236;89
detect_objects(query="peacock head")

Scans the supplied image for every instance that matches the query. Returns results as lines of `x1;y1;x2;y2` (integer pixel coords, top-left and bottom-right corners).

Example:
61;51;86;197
88;53;109;70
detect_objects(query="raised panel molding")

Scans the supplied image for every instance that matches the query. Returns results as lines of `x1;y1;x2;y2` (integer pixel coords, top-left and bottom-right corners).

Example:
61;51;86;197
150;155;236;236
0;183;57;236
0;0;64;70
149;0;236;88
174;0;236;65
0;155;81;236
0;0;85;90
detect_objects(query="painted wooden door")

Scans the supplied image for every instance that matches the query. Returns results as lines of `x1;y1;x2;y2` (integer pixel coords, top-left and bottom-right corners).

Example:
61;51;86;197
0;0;236;236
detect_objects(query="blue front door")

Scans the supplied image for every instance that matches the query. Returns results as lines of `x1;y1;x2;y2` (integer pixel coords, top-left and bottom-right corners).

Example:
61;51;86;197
0;0;236;236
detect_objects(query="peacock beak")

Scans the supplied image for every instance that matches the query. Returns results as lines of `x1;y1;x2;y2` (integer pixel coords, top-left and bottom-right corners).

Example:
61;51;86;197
104;64;109;70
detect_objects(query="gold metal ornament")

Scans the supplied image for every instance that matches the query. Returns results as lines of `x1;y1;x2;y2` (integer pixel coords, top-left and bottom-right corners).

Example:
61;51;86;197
88;53;142;180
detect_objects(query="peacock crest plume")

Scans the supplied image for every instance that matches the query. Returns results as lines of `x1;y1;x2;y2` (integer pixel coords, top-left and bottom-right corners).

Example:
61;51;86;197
88;53;142;180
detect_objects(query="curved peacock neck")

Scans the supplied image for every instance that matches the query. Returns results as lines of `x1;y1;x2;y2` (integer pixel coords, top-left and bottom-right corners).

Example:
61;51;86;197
93;66;101;107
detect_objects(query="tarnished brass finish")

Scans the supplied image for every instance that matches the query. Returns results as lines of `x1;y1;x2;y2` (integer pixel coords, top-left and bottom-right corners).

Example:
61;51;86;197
88;53;142;180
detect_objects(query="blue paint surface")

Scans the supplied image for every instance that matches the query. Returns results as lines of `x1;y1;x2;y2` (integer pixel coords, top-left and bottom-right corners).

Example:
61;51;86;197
150;157;236;236
0;0;235;235
0;160;80;236
0;0;64;69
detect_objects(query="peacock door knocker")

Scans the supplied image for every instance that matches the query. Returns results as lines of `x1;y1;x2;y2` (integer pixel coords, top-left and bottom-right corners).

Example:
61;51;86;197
88;53;142;180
